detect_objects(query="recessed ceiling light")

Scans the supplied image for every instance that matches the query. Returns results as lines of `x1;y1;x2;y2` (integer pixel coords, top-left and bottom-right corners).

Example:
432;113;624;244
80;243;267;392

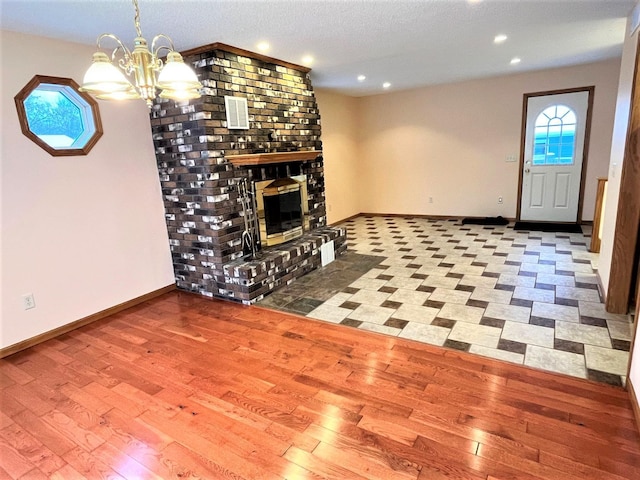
357;75;366;82
510;57;521;65
302;55;314;66
256;41;270;52
494;34;508;44
382;82;391;89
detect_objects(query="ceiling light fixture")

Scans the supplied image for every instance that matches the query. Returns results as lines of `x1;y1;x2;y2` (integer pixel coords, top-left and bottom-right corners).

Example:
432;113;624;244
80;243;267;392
302;55;314;66
357;75;366;82
257;41;270;52
510;57;522;65
80;0;202;108
382;82;391;89
494;34;508;44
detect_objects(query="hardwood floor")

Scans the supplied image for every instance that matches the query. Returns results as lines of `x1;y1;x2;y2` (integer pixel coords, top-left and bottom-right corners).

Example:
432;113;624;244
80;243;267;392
1;290;639;479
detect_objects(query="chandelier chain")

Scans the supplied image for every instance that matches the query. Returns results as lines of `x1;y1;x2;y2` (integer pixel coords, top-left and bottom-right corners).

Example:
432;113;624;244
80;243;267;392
132;0;142;38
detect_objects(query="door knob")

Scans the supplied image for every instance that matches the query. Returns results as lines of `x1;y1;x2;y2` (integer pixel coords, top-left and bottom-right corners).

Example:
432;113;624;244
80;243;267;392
525;168;531;173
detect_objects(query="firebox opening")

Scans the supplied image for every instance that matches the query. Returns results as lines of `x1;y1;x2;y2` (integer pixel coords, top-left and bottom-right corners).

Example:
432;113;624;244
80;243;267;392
255;175;309;247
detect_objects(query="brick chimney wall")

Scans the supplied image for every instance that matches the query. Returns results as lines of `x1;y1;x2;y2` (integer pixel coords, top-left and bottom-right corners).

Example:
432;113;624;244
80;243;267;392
149;44;333;301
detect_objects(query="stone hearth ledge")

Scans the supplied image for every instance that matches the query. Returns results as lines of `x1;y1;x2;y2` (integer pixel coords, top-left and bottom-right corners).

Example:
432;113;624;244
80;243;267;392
221;226;347;304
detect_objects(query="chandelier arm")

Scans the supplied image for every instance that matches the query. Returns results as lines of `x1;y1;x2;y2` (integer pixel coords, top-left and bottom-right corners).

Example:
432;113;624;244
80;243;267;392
96;33;133;62
151;34;176;57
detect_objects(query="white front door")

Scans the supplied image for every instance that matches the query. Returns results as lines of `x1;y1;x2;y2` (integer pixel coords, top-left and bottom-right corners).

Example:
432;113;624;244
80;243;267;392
520;91;590;222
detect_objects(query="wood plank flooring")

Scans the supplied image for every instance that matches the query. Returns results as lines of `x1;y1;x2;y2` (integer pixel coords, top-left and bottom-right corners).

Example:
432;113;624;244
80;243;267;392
1;290;639;479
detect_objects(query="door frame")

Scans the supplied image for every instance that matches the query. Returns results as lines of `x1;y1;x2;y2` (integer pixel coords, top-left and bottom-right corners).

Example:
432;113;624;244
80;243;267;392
516;86;595;223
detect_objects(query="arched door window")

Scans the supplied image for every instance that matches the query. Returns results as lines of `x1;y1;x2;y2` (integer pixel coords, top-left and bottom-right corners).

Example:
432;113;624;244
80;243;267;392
532;104;576;165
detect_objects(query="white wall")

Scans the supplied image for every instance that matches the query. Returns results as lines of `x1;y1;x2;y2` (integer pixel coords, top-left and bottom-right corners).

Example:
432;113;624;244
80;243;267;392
315;89;361;224
1;30;175;349
355;60;620;219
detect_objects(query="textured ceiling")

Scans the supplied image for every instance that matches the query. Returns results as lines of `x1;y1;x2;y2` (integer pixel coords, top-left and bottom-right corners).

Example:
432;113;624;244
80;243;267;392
1;0;636;96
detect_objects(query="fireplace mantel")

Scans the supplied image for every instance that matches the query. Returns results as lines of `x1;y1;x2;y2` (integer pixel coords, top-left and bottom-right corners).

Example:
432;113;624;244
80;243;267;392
226;150;322;167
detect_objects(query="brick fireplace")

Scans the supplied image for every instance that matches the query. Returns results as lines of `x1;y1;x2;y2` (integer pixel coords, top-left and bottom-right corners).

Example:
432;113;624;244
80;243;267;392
150;43;346;304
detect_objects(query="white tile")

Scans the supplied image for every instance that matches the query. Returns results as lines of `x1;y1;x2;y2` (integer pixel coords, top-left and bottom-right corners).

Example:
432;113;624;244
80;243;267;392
574;273;599;285
306;304;351;323
421;275;460;289
450;264;486;276
399;322;450;346
387;288;431;306
524;345;587;379
556;286;600;303
535;273;575;287
484;264;521;275
555;321;612;348
384;277;424;290
520;263;555;274
502;321;554;348
484;303;531;323
382;266;421;278
448;322;501;348
428;288;471;305
393;304;440;324
512;286;555;303
323;292;354;306
607;319;632;341
358;322;401;337
470;287;512;305
458;274;498;289
438;303;485;324
531;302;579;323
578;301;629;321
469;344;524;365
497;274;536;288
555;262;594;273
348;289;391;306
584;345;629;376
349;277;388;291
347;304;395;324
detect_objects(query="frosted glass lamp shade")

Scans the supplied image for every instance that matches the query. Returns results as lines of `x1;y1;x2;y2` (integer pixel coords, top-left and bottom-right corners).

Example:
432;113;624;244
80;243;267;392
95;86;141;100
81;52;132;94
158;88;201;100
156;51;202;91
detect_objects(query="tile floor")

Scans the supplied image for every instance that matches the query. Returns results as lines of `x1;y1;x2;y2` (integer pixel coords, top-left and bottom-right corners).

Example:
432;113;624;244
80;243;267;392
257;215;634;386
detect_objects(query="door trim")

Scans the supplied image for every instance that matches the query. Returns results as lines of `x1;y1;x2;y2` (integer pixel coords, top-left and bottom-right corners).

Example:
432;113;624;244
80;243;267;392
516;86;595;223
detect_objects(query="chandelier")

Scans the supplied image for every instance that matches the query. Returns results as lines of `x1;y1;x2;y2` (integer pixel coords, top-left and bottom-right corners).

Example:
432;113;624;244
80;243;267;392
80;0;202;108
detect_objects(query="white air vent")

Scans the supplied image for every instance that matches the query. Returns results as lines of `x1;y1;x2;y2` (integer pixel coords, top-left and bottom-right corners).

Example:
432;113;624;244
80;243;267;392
224;96;249;129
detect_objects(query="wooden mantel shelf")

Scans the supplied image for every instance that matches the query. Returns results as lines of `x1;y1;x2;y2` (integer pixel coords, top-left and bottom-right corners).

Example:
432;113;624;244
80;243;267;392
226;150;322;167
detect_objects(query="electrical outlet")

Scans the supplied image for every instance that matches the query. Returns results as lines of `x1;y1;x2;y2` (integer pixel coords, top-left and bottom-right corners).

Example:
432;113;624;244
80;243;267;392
22;293;35;310
428;197;433;204
498;196;504;204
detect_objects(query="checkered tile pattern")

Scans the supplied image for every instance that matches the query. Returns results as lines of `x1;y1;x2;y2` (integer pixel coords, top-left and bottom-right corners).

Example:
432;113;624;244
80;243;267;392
259;215;633;386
